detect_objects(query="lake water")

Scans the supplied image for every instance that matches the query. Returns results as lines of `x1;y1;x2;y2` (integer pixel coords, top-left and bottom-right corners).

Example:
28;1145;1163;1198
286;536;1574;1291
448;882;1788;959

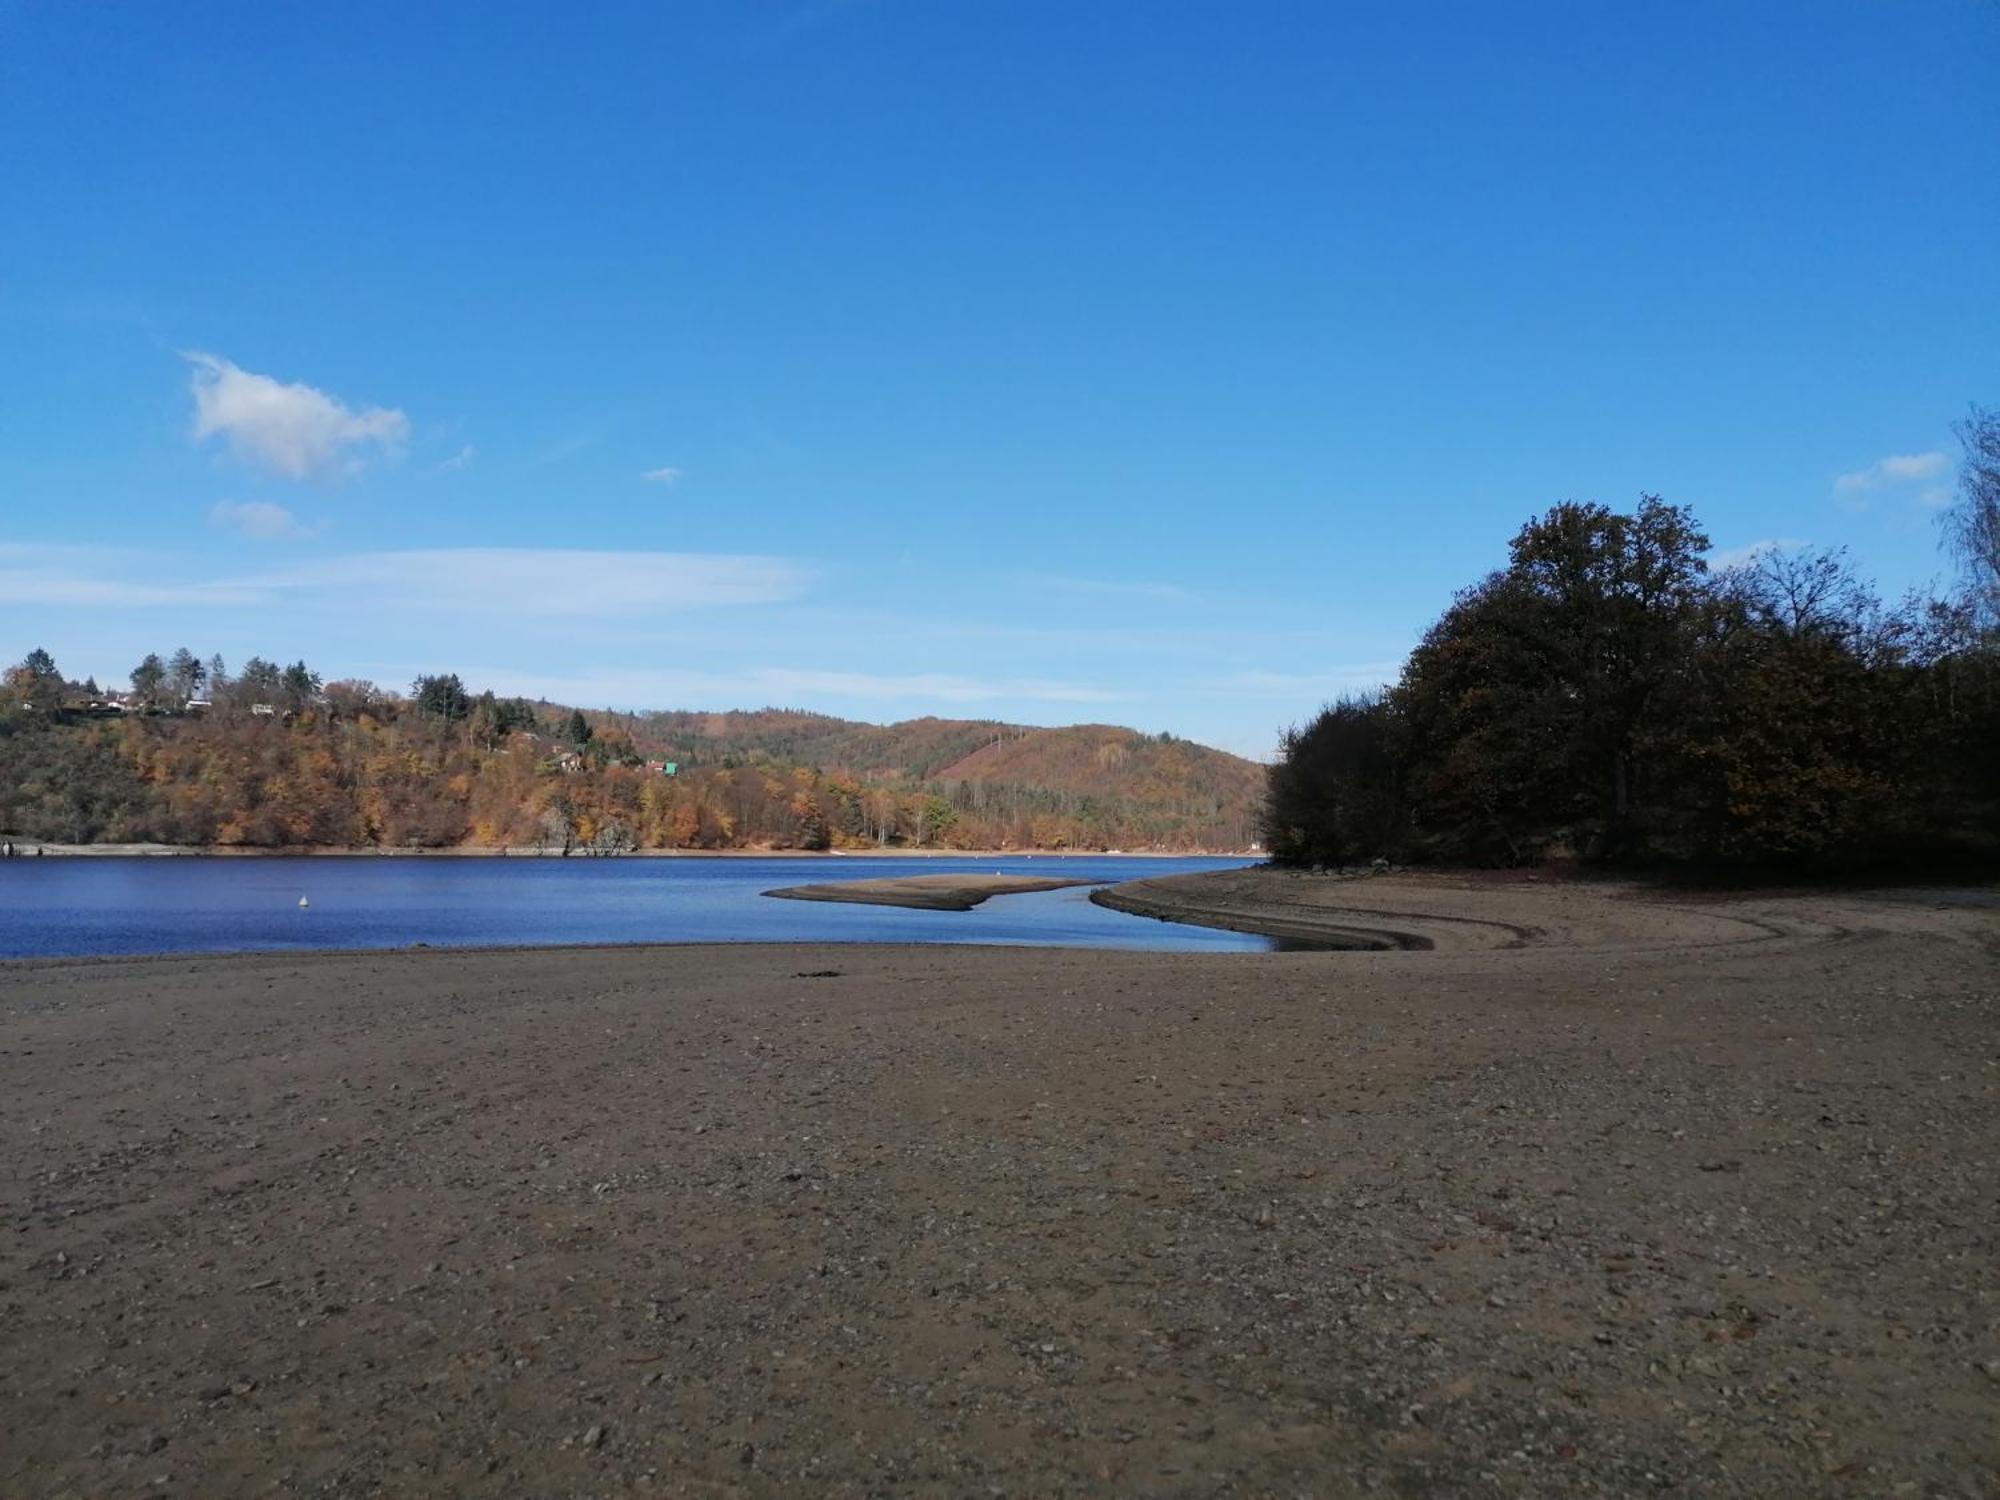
0;854;1279;958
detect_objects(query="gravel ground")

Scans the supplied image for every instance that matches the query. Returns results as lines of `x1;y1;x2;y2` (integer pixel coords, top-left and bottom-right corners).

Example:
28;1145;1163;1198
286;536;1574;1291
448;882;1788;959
1;870;1995;1498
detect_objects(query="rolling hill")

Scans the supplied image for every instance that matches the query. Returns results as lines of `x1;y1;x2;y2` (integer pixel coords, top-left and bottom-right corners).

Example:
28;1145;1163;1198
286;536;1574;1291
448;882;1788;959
0;688;1267;852
616;710;1267;850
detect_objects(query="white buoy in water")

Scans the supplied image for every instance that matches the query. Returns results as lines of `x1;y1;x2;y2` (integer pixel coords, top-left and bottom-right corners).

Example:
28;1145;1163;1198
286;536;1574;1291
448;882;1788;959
298;896;310;909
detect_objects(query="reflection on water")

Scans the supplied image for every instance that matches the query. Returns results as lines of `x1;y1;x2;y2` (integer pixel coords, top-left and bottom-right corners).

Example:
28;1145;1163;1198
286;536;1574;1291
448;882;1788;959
0;854;1281;958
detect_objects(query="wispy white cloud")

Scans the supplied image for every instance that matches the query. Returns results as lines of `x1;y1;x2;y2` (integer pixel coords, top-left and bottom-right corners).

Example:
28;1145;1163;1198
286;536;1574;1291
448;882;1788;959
0;572;269;608
534;428;607;465
245;549;813;617
1876;453;1946;482
0;546;271;608
1833;450;1947;495
1708;537;1806;571
1206;666;1400;697
185;352;408;481
758;669;1128;703
0;545;811;618
640;465;682;485
464;665;1129;709
437;444;476;472
208;500;313;541
1021;573;1200;603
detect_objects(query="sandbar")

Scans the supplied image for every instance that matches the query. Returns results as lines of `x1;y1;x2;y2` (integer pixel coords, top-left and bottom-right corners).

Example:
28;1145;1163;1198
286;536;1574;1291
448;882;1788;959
764;872;1097;910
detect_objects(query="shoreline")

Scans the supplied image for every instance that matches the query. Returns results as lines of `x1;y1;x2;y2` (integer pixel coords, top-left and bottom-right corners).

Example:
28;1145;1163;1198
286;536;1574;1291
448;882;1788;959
1091;871;1429;949
0;840;1258;860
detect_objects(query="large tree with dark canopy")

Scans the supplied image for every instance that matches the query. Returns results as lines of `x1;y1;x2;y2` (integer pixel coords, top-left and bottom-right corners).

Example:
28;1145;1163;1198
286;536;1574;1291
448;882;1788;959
1393;497;1711;861
1262;693;1402;866
1268;493;1997;871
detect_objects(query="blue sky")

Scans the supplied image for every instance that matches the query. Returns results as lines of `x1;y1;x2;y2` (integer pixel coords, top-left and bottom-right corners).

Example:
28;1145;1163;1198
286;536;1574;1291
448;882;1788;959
2;1;1994;759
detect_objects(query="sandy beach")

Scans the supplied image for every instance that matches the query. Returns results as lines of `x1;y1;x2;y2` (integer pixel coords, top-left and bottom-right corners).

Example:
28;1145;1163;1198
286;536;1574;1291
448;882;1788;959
2;869;1995;1496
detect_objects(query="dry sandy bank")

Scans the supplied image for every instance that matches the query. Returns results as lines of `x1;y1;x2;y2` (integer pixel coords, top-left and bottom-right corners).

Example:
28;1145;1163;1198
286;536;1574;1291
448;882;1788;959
765;873;1097;911
1093;864;1828;953
1;870;1995;1497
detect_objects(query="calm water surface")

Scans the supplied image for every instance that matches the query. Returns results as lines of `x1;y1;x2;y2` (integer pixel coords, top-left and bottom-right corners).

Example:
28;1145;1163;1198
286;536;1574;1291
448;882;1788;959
0;854;1276;958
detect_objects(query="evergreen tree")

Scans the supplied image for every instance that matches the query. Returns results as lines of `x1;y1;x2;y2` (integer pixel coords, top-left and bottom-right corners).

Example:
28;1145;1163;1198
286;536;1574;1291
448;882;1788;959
237;657;283;704
166;647;205;706
129;653;166;708
281;661;322;711
413;673;472;723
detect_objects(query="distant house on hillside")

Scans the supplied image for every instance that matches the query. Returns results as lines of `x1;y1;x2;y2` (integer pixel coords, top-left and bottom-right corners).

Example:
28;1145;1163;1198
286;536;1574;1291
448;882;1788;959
70;694;137;715
554;750;584;773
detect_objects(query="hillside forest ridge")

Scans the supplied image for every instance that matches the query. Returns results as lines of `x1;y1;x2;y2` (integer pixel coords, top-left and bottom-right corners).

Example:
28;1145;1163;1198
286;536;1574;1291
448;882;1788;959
0;660;1263;853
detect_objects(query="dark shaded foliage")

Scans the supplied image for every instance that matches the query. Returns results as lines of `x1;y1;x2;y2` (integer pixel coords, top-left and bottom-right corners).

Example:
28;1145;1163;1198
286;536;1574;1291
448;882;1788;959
1262;695;1403;866
0;717;161;843
1270;500;2000;871
413;673;472;723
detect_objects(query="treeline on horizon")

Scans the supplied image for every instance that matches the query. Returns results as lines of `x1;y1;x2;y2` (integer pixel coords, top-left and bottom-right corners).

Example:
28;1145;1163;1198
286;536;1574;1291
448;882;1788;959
1265;409;2000;872
0;657;1260;853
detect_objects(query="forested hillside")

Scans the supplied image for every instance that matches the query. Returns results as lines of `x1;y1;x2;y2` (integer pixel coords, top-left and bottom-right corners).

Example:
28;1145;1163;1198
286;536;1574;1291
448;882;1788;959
613;710;1263;845
0;658;1261;852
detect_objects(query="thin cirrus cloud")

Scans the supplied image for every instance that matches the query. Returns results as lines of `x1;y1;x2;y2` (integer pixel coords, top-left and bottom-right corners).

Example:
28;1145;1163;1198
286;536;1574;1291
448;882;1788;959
0;570;267;609
534;428;606;466
208;500;313;541
244;549;813;617
0;545;812;618
1708;538;1807;571
1833;451;1947;494
1210;667;1401;697
1020;572;1200;604
0;544;269;608
437;444;476;472
466;666;1130;709
186;351;409;481
640;466;683;485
